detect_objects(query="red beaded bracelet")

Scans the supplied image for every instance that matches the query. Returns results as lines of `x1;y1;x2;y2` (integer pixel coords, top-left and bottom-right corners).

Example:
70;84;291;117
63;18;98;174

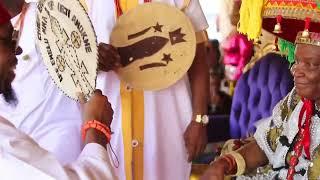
81;120;112;143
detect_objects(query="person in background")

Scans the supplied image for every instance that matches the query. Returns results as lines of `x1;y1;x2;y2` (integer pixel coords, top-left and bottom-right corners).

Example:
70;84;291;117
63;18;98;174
206;39;221;68
86;0;210;179
201;0;320;179
221;0;253;95
208;66;232;116
206;39;232;116
0;0;83;165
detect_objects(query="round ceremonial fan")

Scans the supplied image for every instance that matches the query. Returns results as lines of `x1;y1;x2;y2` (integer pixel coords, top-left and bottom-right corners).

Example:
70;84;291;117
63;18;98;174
110;2;196;91
36;0;98;101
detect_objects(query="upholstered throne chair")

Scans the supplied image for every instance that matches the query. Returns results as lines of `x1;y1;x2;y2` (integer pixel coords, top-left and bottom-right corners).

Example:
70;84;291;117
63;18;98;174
207;52;294;141
229;52;294;138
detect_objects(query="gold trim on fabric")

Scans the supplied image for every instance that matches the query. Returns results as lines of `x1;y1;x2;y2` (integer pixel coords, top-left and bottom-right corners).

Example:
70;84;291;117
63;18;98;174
119;1;145;180
296;31;320;46
263;3;320;22
120;84;134;180
132;90;144;180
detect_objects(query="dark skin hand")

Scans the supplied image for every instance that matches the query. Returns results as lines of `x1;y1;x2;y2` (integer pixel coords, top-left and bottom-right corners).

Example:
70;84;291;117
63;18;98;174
201;141;268;180
97;41;209;162
98;43;122;72
184;42;210;162
79;90;114;147
184;120;208;162
200;157;229;180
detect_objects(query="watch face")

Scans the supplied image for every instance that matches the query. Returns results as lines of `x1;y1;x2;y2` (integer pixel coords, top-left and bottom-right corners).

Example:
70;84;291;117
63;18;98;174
195;115;202;123
202;115;209;124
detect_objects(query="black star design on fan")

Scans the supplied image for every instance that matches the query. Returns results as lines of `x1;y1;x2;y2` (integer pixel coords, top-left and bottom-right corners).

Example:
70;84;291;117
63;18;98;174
169;28;186;45
162;53;173;64
153;22;163;32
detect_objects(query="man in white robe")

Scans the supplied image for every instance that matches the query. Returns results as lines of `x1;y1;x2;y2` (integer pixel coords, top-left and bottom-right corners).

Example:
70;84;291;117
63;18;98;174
0;6;117;179
86;0;209;179
0;97;117;180
0;0;83;164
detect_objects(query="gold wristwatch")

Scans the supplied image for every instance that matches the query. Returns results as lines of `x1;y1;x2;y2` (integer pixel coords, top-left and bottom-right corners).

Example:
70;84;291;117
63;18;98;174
195;115;209;125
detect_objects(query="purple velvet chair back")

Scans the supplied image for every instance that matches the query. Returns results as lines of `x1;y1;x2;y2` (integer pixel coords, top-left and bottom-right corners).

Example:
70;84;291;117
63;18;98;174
230;53;294;138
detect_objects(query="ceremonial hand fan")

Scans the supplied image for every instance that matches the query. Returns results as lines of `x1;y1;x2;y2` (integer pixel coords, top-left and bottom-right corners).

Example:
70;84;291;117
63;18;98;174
36;0;98;101
110;2;196;91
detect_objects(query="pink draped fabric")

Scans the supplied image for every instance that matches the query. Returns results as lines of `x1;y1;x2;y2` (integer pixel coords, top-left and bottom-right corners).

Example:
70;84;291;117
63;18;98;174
222;33;253;80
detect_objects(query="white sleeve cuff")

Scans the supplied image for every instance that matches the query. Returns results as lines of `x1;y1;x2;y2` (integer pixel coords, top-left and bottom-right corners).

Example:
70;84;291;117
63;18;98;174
80;143;109;161
184;0;209;32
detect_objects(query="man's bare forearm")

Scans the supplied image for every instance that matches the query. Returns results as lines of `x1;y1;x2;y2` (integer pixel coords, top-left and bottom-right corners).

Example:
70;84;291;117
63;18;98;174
237;140;269;173
188;43;210;117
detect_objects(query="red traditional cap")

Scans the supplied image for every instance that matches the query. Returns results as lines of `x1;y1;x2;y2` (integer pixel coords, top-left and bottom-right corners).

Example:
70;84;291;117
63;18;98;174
239;0;320;45
238;0;320;63
262;0;320;44
0;3;11;25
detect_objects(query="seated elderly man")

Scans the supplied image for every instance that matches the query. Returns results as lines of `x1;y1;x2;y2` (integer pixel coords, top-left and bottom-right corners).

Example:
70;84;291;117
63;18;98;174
202;0;320;179
0;4;116;179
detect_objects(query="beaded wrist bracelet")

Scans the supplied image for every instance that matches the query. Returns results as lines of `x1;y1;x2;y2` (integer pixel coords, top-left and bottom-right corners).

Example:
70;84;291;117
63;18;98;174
81;120;111;143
